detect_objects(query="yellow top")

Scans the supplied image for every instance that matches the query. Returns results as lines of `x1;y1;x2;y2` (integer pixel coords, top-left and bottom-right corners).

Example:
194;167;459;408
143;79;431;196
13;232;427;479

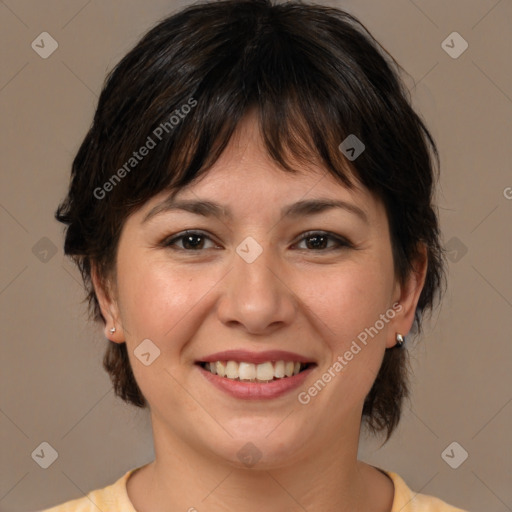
40;465;468;511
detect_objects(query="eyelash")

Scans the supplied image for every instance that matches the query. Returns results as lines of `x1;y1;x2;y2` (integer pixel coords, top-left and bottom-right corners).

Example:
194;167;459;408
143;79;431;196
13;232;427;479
160;230;353;252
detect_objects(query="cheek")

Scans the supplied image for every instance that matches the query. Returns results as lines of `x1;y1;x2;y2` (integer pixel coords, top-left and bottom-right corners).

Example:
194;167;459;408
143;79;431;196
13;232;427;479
301;262;392;344
114;255;222;406
299;260;393;394
115;253;216;344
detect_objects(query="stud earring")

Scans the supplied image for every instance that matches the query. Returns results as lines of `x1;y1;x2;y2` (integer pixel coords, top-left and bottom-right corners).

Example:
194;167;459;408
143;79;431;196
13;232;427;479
109;327;116;334
396;333;404;347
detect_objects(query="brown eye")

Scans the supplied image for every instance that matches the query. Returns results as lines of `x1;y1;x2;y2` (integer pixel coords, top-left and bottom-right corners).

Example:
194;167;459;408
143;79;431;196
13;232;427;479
294;231;351;251
162;231;218;251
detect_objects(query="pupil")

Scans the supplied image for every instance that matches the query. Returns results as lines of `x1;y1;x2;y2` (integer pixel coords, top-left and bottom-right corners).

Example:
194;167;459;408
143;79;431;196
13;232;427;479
307;235;327;249
184;234;202;249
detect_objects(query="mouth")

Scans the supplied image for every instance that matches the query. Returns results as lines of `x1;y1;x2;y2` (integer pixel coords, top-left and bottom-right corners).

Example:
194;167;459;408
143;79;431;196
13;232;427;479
197;360;315;383
195;349;317;399
196;359;316;400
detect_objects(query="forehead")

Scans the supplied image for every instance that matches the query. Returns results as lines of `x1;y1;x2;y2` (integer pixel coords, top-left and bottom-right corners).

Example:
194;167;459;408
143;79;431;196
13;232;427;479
137;110;387;226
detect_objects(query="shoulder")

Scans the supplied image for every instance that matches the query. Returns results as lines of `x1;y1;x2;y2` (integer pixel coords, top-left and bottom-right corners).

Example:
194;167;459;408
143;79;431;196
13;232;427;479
38;467;140;512
385;470;469;512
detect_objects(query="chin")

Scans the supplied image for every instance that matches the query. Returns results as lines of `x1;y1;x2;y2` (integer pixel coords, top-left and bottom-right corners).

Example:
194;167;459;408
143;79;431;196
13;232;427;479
207;424;310;470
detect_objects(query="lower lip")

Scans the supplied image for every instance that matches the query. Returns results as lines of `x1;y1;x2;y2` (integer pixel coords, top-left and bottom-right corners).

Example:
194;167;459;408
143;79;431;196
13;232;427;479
197;364;315;400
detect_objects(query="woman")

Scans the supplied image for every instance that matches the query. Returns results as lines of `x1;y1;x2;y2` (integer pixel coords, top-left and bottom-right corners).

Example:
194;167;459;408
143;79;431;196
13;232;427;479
42;0;468;510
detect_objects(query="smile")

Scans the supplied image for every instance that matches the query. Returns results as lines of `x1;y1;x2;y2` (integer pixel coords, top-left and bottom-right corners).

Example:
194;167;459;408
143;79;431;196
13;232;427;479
196;359;316;400
199;360;313;382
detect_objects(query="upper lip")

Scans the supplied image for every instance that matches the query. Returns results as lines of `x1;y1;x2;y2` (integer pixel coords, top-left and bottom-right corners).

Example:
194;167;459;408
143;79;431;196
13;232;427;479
197;350;315;364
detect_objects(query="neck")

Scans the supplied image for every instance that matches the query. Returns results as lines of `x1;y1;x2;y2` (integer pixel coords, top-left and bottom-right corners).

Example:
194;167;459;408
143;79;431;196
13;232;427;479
127;413;393;512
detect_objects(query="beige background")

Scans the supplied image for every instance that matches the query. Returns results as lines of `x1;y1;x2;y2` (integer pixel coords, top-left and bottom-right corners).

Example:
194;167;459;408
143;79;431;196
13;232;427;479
0;1;511;511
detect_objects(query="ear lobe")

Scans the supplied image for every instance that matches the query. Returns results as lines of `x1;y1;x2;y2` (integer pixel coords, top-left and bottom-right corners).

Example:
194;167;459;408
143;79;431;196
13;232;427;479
387;243;428;348
91;263;124;342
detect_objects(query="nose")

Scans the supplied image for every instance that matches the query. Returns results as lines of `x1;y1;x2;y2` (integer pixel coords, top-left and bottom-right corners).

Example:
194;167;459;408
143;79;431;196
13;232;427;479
216;237;297;335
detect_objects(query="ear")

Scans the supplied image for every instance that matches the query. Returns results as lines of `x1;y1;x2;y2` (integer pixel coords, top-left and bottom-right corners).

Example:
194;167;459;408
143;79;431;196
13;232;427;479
386;242;428;348
91;263;125;343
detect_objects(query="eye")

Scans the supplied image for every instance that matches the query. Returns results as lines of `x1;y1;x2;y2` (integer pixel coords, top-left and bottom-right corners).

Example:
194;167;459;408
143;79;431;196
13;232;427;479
160;230;352;252
293;231;352;251
161;230;219;251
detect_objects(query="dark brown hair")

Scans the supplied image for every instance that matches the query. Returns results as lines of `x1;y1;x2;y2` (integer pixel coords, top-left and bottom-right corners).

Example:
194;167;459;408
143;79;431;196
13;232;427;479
56;0;447;442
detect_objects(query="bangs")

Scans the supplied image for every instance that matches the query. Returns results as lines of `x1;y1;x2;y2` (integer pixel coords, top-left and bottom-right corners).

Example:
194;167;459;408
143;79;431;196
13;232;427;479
92;5;405;209
164;86;360;197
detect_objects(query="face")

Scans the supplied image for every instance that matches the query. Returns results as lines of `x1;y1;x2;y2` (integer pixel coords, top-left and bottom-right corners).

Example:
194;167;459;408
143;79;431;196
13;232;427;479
93;112;425;469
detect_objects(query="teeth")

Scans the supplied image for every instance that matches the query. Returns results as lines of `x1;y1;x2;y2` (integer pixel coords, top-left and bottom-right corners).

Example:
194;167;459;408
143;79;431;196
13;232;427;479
203;360;307;381
239;362;256;380
274;360;285;378
216;361;226;377
225;361;238;379
256;361;274;381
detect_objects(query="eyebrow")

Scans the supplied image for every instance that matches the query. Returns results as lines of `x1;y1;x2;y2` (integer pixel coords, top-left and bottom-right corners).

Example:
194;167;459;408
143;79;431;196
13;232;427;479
142;196;369;224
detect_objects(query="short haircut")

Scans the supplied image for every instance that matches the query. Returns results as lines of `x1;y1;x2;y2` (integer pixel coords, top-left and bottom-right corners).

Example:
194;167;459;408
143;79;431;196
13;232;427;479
56;0;447;442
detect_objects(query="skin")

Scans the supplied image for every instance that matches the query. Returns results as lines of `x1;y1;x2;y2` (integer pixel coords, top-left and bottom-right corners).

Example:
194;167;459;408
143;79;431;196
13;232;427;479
92;110;427;512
